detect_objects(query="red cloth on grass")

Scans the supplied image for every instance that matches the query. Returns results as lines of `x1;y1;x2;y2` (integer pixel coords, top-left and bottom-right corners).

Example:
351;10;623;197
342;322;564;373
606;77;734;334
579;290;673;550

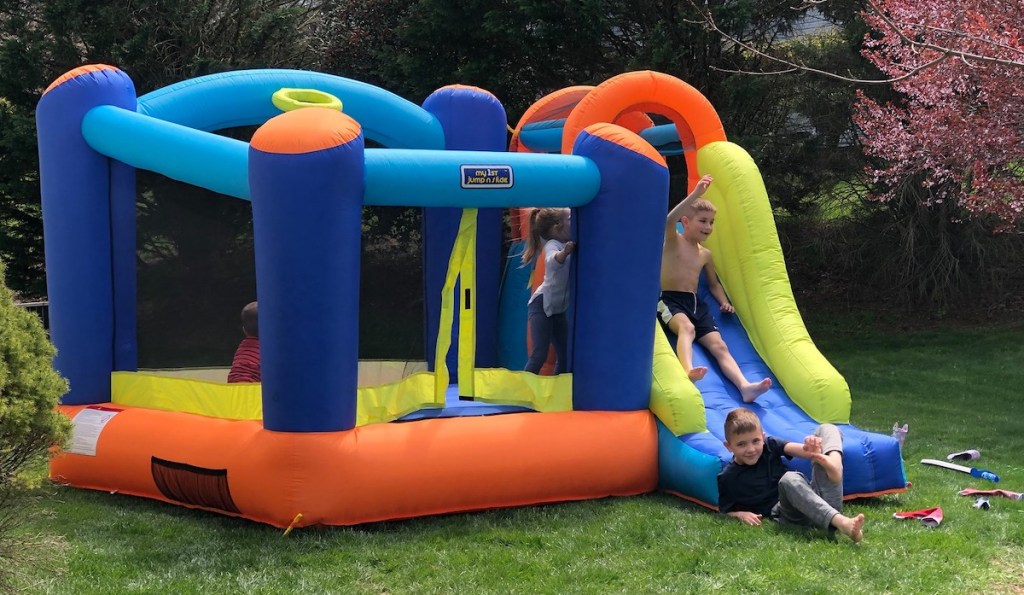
893;507;943;527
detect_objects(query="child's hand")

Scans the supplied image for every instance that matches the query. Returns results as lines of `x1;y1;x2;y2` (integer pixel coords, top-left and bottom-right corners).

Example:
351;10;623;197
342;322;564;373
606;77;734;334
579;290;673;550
720;302;735;314
554;241;575;264
734;511;762;526
802;436;823;456
695;174;713;194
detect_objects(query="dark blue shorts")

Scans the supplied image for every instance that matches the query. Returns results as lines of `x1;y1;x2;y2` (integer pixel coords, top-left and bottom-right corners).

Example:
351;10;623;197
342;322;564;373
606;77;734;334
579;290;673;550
657;291;718;340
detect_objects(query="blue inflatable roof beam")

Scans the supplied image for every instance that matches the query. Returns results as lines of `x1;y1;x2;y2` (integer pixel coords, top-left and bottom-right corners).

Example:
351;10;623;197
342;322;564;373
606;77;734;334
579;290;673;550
137;69;444;150
518;120;685;156
83;106;250;199
639;125;686;156
517;121;564;153
521;118;568;131
81;106;601;208
364;151;599;207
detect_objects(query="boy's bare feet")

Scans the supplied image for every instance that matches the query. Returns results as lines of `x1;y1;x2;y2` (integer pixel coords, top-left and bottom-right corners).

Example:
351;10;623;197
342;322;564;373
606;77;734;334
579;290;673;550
833;513;865;543
688;366;708;381
740;378;772;403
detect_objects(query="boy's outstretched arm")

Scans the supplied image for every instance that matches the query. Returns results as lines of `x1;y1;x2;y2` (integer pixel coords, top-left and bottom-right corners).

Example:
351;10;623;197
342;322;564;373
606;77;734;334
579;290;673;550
665;174;713;232
784;437;821;460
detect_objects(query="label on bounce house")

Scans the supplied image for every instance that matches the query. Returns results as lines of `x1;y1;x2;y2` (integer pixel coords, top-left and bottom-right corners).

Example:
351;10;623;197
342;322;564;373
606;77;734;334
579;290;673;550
460;165;513;189
67;406;121;456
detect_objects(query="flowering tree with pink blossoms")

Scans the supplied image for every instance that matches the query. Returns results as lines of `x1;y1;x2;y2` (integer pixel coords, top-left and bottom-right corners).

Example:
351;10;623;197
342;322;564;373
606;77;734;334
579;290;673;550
689;0;1024;307
692;0;1024;228
853;0;1024;230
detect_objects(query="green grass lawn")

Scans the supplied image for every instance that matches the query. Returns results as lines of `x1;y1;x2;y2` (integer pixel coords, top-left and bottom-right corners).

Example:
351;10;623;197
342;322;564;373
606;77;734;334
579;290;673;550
17;323;1024;594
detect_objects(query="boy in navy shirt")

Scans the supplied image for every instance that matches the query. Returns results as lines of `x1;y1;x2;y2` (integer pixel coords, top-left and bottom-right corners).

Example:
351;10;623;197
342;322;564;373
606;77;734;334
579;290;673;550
717;407;865;542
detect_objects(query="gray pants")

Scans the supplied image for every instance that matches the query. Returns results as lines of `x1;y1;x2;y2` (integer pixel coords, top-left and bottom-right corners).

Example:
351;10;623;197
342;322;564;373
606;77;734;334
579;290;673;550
771;424;844;530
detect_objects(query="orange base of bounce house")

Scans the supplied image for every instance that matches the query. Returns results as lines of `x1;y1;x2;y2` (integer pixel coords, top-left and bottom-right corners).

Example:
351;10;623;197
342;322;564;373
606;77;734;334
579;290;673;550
52;405;657;528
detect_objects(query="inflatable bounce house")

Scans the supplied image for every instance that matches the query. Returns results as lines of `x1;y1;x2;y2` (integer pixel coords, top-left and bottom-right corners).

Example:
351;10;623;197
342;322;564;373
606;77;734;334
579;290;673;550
37;65;906;528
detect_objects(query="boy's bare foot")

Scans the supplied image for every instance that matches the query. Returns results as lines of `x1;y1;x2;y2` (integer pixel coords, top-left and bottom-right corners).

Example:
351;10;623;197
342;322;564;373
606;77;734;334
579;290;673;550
833;513;864;543
812;451;844;484
740;378;772;403
687;366;708;381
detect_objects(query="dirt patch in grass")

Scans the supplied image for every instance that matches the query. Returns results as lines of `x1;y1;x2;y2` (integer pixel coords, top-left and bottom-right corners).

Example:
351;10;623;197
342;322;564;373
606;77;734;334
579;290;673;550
989;552;1024;594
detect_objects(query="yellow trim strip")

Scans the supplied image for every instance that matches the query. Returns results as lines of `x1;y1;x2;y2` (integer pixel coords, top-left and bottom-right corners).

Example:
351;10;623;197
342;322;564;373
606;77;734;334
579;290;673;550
472;369;573;412
112;371;262;420
434;209;478;400
355;371;441;426
458;208;478;396
112;371;449;427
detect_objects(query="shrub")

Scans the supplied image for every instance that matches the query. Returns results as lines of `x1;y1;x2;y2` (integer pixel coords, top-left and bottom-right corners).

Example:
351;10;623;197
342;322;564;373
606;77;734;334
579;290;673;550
0;257;71;591
778;184;1024;318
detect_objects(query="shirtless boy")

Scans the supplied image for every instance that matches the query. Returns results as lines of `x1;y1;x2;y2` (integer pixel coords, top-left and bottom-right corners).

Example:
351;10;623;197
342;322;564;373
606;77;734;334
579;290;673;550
658;174;771;403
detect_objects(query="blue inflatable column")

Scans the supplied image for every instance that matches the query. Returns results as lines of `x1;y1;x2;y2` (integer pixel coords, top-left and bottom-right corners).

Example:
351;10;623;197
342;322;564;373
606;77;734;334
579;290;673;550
110;160;138;372
422;86;507;379
249;108;364;432
571;124;668;411
36;65;138;405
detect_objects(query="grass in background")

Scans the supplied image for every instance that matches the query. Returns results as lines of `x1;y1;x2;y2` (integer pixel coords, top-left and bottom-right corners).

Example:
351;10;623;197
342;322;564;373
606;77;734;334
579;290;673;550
17;323;1024;594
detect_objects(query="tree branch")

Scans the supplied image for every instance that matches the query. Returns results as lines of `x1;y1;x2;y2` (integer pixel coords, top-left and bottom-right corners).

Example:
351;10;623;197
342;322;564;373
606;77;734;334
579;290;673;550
687;0;951;83
686;0;1024;84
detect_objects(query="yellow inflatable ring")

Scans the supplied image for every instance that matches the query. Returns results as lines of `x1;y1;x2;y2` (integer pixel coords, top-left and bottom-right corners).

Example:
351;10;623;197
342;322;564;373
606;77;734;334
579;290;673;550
272;88;343;112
